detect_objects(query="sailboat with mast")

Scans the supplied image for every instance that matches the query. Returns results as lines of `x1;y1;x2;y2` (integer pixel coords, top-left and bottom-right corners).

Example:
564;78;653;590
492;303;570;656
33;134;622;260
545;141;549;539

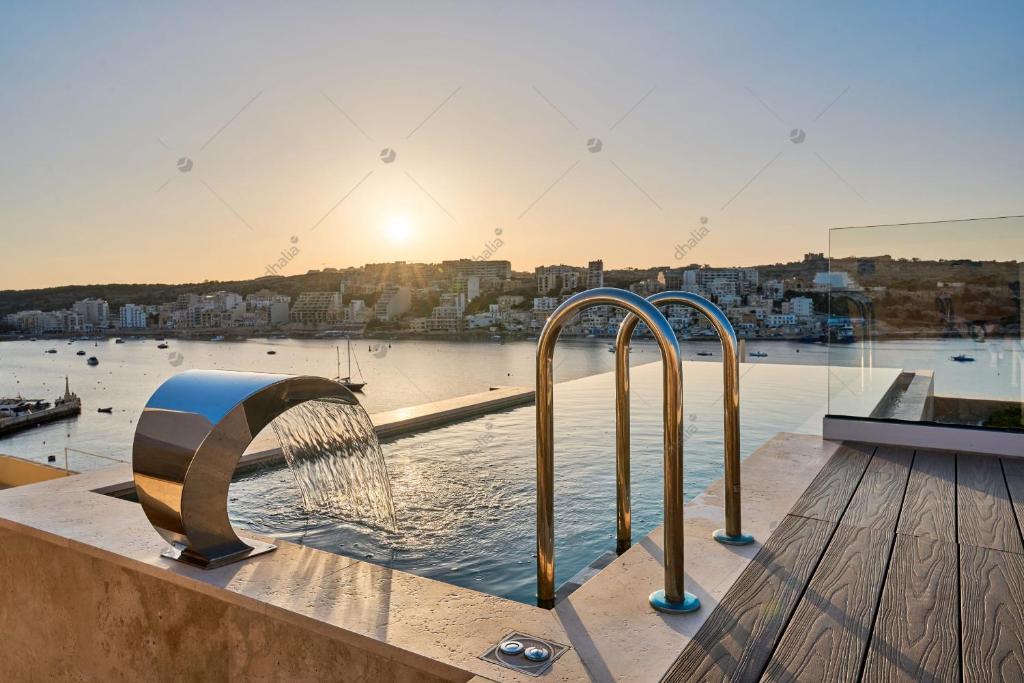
334;339;366;392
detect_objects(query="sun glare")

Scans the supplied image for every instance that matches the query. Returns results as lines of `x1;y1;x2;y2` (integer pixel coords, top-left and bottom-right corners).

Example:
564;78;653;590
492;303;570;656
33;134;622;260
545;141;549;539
384;214;415;244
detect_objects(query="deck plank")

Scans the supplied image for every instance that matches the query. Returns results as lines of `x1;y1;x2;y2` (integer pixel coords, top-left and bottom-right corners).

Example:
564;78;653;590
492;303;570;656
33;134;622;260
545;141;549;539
957;453;1023;554
998;457;1024;547
960;544;1024;681
760;524;893;682
842;446;914;531
789;443;874;522
897;450;956;542
662;515;834;682
862;534;959;682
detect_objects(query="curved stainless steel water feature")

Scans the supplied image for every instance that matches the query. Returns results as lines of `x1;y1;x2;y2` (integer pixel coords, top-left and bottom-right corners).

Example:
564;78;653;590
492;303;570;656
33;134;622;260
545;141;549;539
132;369;358;569
615;292;754;551
536;288;699;614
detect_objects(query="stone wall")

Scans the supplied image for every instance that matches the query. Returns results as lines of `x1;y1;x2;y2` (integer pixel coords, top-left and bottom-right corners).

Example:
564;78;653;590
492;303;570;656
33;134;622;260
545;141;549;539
0;525;463;682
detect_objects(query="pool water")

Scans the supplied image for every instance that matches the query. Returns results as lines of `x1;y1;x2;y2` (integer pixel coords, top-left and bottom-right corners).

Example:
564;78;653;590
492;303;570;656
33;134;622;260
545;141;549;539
227;361;866;605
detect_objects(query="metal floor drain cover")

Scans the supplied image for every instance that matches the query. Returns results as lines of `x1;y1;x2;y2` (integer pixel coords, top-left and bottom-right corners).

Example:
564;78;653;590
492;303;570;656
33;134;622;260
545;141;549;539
480;631;569;677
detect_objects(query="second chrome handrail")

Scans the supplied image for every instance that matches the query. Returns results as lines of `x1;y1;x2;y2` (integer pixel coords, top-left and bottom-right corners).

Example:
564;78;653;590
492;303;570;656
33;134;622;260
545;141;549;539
615;291;754;551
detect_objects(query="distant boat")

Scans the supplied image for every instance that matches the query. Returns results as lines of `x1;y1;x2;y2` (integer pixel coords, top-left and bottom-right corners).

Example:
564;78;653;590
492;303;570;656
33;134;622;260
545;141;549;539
45;348;57;354
97;407;113;414
951;354;976;363
76;350;86;356
86;356;99;366
334;340;365;392
156;342;169;349
266;350;276;355
115;338;125;344
697;351;714;357
832;325;855;344
749;351;768;358
608;344;616;353
210;335;226;342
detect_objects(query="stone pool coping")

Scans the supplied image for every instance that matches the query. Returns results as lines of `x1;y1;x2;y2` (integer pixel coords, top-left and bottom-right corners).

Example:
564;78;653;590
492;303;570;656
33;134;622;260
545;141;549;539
0;428;839;681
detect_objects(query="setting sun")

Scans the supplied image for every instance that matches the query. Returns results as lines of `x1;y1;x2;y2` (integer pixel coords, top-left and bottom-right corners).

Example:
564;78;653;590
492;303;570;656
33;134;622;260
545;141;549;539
383;213;415;245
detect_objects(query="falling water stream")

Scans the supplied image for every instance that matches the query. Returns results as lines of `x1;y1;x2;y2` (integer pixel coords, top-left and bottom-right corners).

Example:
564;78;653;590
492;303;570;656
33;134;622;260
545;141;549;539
270;398;397;532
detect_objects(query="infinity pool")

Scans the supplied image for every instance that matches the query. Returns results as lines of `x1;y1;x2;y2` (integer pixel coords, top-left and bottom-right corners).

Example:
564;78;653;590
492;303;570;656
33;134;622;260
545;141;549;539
227;361;877;604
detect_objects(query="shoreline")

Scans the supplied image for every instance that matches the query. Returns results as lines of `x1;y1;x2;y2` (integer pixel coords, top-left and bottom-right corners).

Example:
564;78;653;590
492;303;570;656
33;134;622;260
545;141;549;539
1;330;1016;345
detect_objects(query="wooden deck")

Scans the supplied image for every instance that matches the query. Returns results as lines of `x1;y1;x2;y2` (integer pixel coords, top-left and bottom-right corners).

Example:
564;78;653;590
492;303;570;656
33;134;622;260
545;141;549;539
664;443;1024;682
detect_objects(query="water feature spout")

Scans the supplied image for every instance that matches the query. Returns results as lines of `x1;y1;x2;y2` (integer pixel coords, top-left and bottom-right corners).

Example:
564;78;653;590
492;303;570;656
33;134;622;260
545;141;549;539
536;288;698;614
132;370;362;568
615;292;753;551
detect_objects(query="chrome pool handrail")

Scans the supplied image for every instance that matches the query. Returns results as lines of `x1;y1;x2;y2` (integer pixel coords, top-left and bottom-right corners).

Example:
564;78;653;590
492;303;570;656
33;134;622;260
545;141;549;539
536;287;698;614
132;369;358;569
615;291;753;550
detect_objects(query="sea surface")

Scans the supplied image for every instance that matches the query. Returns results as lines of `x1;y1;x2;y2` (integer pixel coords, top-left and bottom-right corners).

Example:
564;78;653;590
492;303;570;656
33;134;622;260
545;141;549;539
0;336;1019;469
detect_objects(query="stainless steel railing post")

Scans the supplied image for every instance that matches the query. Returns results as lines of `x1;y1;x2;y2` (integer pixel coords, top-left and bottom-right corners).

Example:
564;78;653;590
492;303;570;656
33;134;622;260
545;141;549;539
536;287;698;614
615;292;754;550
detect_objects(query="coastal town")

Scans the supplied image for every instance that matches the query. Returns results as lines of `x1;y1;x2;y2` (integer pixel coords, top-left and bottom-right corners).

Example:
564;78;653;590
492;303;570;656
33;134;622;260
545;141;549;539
0;251;1012;342
0;254;844;341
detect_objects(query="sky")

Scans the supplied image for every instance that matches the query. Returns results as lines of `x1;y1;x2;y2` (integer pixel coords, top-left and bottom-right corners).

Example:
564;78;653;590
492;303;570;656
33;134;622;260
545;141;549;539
1;1;1022;289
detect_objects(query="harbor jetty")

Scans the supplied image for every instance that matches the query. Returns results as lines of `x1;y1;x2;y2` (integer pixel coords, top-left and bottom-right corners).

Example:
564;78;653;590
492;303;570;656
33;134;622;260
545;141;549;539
0;378;81;436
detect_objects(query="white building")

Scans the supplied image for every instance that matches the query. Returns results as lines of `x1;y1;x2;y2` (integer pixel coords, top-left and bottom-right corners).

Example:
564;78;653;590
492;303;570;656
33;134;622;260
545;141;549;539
290;292;342;326
684;267;759;295
119;304;147;329
425;292;467;332
344;300;369;323
533;297;558;311
451;274;482;301
764;313;797;328
441;259;512;289
374;287;412;321
535;265;582;294
813;272;857;291
496;295;524;321
764;280;785;300
789;297;815;319
72;298;110;331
